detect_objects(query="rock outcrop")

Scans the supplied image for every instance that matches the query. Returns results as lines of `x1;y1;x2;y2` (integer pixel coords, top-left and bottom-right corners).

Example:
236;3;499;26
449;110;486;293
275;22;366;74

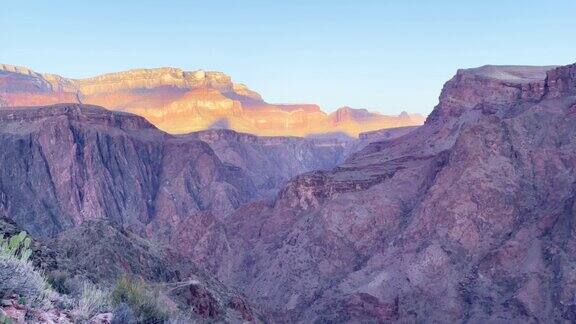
544;63;576;98
0;64;424;137
0;217;267;323
358;125;419;141
184;129;350;197
172;63;576;322
0;104;256;238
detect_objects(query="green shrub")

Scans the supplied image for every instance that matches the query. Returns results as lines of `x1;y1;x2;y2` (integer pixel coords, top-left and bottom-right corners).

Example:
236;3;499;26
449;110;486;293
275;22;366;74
111;276;169;324
0;311;13;324
47;270;72;295
0;231;32;262
72;282;111;321
111;302;137;324
0;232;51;308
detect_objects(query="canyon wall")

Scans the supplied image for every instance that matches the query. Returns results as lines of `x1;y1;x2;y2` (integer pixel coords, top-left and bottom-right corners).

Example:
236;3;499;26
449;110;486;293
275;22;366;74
3;63;575;322
0;64;424;137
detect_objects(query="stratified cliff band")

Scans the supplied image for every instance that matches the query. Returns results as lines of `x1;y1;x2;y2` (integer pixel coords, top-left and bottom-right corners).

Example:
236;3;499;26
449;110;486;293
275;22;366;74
0;64;424;137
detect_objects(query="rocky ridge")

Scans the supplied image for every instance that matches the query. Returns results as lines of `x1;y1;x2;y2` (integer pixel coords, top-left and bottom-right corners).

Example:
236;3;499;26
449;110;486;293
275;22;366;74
0;103;256;238
172;62;576;322
0;217;267;323
0;64;424;137
184;129;352;198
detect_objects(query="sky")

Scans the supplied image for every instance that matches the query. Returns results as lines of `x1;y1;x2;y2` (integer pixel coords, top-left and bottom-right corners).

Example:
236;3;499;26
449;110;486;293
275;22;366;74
1;1;575;115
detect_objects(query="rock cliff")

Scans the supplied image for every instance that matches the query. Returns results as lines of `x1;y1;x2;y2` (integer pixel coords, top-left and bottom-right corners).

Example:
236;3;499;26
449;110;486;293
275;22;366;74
178;63;576;322
184;129;350;198
0;104;256;237
0;64;424;137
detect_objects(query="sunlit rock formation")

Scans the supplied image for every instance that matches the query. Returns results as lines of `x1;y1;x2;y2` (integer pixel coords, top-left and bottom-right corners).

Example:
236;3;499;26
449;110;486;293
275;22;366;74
0;64;424;137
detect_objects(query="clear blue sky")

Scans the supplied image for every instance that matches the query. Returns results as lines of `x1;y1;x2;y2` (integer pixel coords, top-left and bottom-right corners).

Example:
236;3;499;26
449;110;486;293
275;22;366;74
1;0;575;115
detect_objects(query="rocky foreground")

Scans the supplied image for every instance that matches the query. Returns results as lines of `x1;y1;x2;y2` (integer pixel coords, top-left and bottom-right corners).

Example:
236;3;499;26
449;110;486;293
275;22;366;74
0;64;424;137
0;217;267;323
1;62;575;322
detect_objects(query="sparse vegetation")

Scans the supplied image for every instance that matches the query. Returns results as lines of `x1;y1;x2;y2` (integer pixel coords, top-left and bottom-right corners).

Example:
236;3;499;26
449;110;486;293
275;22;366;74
0;231;32;262
47;270;73;295
0;229;194;323
0;231;51;308
72;282;111;321
111;302;137;324
0;311;13;324
111;275;170;324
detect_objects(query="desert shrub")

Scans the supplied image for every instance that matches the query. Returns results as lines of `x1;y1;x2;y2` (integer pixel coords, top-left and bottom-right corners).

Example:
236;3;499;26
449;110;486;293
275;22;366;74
0;231;32;262
111;302;137;324
111;276;169;324
166;314;197;323
52;293;75;311
0;311;13;324
0;232;51;308
47;270;71;295
72;282;111;321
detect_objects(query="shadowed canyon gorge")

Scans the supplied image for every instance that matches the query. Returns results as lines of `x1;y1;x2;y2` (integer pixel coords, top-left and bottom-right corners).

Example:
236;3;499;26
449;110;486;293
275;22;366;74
2;61;576;322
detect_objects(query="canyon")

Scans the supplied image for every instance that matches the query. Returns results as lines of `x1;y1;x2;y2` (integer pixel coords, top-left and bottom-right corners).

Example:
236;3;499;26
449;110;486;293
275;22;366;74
0;104;375;238
0;64;424;137
1;62;576;322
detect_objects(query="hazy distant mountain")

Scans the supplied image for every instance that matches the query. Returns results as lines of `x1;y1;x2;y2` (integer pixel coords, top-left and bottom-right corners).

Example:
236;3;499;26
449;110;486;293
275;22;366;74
0;64;424;137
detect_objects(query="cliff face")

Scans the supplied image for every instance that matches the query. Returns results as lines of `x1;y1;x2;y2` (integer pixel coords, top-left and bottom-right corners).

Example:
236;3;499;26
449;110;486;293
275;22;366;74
77;68;239;95
358;125;418;141
544;63;576;98
172;63;576;322
0;104;258;238
0;65;79;107
429;65;555;121
0;64;424;137
0;103;360;237
184;129;351;198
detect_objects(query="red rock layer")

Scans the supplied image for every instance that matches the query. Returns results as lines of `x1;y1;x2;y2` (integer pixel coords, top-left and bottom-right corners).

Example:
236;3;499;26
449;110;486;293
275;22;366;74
0;64;424;137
